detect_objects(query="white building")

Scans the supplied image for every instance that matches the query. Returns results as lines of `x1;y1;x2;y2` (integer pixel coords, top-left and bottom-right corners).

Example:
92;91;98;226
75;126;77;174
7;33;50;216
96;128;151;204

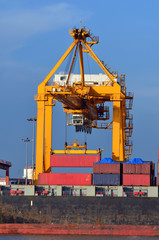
0;177;6;185
23;167;33;180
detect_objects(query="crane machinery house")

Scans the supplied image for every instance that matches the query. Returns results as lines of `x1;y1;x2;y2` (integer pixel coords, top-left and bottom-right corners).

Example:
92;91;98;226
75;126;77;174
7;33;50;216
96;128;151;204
53;73;118;86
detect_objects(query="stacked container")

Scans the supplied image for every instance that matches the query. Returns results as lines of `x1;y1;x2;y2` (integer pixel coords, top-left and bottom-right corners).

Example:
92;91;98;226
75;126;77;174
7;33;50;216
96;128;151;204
157;162;159;186
157;147;159;185
123;158;154;186
39;173;92;185
38;154;101;185
93;158;121;186
157;148;159;185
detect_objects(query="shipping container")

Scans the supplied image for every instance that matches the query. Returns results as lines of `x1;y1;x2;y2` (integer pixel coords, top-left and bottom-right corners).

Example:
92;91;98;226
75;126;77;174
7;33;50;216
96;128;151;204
123;163;152;174
39;173;92;185
93;163;121;174
51;167;93;174
157;163;159;175
93;174;120;186
123;174;152;186
157;174;159;186
50;155;100;167
123;164;135;174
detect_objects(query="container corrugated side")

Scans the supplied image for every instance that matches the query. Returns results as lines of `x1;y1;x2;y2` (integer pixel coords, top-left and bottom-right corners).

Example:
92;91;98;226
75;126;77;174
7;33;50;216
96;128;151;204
123;174;152;186
157;174;159;186
136;163;151;174
123;163;151;174
93;163;121;174
93;174;120;186
39;173;92;185
50;155;100;167
157;163;159;174
123;164;135;174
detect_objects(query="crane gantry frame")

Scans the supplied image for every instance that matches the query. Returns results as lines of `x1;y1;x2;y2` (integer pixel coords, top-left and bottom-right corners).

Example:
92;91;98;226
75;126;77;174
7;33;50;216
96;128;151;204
34;27;133;183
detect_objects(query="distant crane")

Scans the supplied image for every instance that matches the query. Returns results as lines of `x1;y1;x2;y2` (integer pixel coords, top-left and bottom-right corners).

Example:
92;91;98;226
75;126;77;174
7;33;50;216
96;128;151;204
34;27;133;184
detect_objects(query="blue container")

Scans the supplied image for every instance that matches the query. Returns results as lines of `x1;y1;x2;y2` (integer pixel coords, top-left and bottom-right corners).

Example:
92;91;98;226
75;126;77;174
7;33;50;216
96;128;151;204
93;174;120;186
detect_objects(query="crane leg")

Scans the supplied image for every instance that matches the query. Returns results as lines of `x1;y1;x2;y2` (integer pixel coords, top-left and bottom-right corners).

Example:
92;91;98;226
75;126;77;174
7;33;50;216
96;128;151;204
112;101;124;161
120;100;125;161
44;98;53;173
35;100;45;184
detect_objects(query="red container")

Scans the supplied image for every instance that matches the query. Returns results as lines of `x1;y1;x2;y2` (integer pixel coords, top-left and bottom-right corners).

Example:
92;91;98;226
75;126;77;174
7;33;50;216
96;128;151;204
157;163;159;174
123;163;151;174
39;173;92;185
123;164;135;174
93;163;120;174
50;155;100;167
123;174;151;186
157;174;159;186
136;164;151;174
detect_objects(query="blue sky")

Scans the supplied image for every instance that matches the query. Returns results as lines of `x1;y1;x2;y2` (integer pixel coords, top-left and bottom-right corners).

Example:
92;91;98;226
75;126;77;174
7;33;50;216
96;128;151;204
0;0;159;178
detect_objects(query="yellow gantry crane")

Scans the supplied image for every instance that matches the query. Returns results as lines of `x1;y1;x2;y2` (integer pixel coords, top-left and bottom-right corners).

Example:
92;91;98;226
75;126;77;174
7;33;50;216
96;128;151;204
34;27;133;184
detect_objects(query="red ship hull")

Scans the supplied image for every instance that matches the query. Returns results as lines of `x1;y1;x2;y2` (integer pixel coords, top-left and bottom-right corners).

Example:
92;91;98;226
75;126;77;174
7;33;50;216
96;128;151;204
0;224;159;236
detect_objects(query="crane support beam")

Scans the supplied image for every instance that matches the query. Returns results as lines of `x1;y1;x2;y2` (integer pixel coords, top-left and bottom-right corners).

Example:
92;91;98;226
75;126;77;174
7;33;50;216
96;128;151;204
112;101;121;161
45;85;124;99
66;43;78;85
83;42;117;85
44;98;53;173
53;95;83;109
35;100;45;183
41;40;78;87
120;99;126;160
112;100;125;161
79;43;85;88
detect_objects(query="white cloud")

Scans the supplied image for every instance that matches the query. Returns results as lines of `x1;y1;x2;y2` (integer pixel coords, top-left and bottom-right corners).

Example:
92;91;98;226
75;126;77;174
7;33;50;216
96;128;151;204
0;3;92;55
